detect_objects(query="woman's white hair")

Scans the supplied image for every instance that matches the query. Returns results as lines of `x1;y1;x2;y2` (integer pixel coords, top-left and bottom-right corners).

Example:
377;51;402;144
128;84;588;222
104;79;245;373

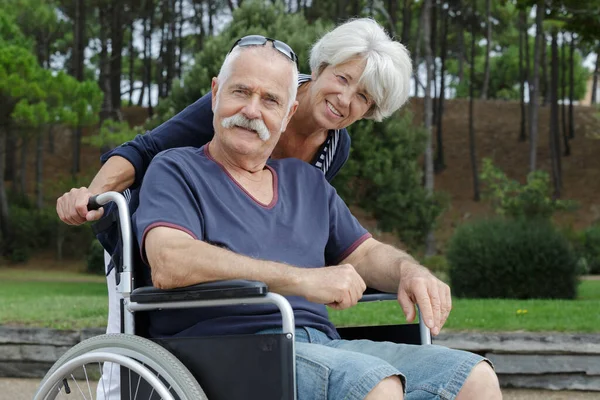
310;18;412;122
217;45;299;113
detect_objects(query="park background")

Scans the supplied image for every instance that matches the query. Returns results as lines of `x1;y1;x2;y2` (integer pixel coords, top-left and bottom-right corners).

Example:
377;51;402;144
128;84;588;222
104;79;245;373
1;0;600;396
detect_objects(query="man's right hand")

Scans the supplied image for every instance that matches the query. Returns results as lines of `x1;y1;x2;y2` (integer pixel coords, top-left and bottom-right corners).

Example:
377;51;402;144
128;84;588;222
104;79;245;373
56;187;104;225
299;264;366;310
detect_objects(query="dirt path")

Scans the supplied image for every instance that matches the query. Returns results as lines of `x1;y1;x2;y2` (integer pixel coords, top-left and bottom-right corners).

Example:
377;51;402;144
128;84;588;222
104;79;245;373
3;378;598;400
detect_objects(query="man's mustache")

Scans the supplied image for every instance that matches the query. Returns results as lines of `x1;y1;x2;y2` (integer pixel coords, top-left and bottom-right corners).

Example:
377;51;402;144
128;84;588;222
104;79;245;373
221;113;271;142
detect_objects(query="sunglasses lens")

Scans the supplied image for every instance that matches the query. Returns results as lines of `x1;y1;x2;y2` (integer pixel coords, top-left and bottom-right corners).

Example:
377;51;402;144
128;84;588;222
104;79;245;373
231;35;298;67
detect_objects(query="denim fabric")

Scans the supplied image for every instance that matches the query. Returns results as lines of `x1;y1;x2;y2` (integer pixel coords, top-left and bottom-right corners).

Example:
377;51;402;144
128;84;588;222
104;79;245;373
258;327;488;400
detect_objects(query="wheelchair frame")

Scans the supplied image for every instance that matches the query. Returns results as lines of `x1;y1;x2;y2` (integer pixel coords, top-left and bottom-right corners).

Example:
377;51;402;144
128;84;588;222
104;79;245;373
35;191;431;400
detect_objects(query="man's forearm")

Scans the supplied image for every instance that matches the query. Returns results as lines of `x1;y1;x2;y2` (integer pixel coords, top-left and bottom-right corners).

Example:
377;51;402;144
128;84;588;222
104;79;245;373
88;156;136;194
347;239;417;293
146;229;304;295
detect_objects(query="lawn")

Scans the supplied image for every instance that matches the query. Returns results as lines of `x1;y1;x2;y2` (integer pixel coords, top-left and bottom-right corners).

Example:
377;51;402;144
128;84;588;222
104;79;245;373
1;268;599;332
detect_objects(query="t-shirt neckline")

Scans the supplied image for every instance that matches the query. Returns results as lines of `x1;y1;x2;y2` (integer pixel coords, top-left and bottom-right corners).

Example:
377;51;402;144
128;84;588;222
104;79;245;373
203;144;278;209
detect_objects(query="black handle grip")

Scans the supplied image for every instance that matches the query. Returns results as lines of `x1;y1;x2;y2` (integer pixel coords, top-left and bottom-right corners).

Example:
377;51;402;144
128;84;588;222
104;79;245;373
87;195;102;211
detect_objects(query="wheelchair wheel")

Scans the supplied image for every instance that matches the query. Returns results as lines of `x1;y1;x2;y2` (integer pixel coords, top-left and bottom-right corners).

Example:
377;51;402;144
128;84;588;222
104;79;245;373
35;333;207;400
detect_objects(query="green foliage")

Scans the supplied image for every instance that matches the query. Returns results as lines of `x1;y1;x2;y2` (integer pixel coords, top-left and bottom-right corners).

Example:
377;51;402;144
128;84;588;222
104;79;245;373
579;225;600;274
150;0;330;127
480;158;576;219
447;218;580;299
333;111;446;248
447;37;590;101
3;205;55;262
84;119;141;150
87;240;106;275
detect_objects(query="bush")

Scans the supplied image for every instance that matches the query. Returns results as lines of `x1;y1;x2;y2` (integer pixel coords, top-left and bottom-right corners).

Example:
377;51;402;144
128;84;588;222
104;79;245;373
447;218;580;299
580;225;600;274
333;111;446;249
480;158;577;220
4;206;56;262
87;240;106;275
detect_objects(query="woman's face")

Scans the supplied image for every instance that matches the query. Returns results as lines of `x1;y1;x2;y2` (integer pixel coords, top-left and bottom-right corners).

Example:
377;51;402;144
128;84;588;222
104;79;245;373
308;57;374;131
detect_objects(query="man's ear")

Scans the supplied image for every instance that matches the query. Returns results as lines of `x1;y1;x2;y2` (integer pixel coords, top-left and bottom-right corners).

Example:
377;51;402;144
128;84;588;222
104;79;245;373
281;100;299;133
211;77;219;111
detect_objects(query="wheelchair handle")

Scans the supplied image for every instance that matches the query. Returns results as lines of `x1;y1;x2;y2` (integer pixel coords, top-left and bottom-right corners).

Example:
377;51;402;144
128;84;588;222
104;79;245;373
87;195;102;211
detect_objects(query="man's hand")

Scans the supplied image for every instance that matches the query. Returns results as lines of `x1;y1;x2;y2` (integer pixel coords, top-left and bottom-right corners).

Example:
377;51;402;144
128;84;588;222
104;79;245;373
298;264;366;310
397;261;451;336
56;187;104;225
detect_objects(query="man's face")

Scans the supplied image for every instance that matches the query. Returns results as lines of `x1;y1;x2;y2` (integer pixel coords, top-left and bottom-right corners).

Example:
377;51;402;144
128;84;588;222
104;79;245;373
211;48;297;159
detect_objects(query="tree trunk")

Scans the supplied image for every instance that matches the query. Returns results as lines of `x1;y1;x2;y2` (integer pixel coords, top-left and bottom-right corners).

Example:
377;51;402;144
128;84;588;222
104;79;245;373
592;44;599;105
422;0;435;255
146;0;154;115
401;0;412;46
157;2;168;99
413;7;423;97
529;1;544;172
177;0;183;79
518;10;527;142
0;128;11;248
35;129;45;209
549;30;561;198
208;0;215;36
165;0;177;96
430;0;438;122
541;34;547;106
480;0;492;100
469;0;480;202
387;0;398;33
19;135;28;199
128;21;135;106
110;0;124;115
568;33;575;139
456;0;465;83
73;0;85;81
5;130;16;183
47;126;55;154
435;5;448;172
561;32;570;156
99;5;112;120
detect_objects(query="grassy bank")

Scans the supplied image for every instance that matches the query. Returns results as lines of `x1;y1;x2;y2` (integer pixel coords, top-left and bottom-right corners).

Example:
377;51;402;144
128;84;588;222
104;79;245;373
1;269;599;332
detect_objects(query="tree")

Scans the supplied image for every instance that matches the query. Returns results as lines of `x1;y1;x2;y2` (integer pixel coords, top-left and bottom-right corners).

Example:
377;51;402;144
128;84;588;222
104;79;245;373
0;11;102;251
468;0;480;201
529;0;544;172
480;0;492;99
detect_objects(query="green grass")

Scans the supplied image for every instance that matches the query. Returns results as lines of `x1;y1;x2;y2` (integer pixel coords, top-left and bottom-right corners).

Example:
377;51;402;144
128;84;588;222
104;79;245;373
329;280;600;333
0;270;107;329
1;268;599;332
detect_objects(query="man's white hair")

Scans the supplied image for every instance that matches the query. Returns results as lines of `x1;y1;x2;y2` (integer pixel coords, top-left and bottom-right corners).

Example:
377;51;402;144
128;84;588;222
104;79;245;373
216;45;299;113
309;18;412;122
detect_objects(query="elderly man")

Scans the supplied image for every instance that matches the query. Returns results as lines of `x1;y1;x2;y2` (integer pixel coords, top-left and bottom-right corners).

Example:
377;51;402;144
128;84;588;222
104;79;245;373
133;39;501;400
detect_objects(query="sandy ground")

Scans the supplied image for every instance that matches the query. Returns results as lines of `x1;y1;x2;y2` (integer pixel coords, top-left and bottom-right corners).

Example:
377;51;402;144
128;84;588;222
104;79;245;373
3;377;599;400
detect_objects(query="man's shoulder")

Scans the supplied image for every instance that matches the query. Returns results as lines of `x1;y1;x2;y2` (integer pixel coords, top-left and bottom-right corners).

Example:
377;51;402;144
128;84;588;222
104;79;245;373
153;146;206;165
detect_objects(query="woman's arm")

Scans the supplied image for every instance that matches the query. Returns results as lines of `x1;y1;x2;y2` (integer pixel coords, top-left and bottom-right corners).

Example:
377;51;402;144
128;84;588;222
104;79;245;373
56;92;216;225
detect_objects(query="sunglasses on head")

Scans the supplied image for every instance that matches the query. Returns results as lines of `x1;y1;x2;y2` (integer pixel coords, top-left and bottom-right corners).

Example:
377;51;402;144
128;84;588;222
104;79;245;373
229;35;299;67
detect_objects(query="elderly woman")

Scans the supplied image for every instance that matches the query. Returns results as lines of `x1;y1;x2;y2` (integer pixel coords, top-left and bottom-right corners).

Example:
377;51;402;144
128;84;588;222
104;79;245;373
57;18;500;400
57;18;411;221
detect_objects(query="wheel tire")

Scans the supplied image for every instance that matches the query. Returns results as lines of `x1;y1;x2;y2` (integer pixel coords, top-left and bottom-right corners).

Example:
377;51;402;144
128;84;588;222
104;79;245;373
36;333;207;400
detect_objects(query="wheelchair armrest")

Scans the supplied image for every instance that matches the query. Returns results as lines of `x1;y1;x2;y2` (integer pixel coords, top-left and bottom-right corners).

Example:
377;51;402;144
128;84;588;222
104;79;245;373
130;280;268;304
360;288;397;302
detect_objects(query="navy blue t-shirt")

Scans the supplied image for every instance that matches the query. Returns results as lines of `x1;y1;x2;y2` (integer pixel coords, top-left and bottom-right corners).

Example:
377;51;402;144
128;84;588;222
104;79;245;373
133;145;371;340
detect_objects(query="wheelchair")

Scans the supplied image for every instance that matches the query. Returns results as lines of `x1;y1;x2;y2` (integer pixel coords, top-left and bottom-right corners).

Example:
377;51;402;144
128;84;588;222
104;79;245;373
35;191;432;400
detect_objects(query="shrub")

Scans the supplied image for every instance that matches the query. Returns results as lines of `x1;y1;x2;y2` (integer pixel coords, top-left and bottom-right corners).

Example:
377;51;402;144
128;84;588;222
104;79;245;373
447;218;580;299
333;111;446;249
580;225;600;274
3;206;56;262
87;240;106;275
480;158;577;220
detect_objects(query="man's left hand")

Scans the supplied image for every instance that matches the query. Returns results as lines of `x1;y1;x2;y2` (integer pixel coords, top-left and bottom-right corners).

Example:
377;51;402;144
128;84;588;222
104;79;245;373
397;261;451;336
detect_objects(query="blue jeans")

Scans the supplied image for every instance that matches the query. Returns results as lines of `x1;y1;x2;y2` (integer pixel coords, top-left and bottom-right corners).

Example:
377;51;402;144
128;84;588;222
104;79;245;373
258;327;488;400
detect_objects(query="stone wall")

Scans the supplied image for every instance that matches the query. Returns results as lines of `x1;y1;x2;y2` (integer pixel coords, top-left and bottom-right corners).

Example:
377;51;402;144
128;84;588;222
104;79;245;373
2;327;599;391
